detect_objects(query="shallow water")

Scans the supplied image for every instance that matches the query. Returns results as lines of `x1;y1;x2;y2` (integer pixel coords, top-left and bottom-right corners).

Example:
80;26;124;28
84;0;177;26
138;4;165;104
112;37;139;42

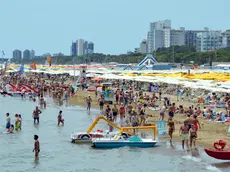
0;96;229;172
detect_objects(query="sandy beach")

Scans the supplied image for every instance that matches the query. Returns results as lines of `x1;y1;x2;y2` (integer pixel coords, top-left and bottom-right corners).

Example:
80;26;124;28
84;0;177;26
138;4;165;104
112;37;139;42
69;90;230;147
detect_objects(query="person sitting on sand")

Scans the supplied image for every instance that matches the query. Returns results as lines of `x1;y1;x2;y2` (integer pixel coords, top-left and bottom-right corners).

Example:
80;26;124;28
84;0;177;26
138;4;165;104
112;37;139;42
204;110;213;120
214;113;221;122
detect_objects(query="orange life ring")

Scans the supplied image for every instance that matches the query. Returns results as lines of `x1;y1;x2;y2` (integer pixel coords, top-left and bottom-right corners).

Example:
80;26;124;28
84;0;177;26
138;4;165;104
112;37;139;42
213;139;226;150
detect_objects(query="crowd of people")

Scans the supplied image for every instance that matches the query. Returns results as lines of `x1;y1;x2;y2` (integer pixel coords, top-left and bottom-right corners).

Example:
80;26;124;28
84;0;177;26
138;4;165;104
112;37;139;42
1;72;230;157
0;73;73;158
88;80;230;151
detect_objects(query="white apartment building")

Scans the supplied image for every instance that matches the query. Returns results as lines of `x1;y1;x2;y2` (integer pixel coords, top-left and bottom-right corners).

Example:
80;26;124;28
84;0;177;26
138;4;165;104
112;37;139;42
196;30;222;52
77;39;84;56
147;20;171;53
170;29;185;46
222;30;230;48
147;30;165;53
147;20;186;53
150;19;171;31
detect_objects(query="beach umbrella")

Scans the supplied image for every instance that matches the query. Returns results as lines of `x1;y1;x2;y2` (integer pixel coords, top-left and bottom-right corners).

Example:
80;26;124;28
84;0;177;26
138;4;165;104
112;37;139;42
91;77;102;81
87;86;97;92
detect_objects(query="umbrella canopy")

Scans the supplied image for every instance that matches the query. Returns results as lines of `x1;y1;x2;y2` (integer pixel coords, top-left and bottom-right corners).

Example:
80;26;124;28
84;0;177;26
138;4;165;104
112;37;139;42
91;77;102;81
87;86;97;92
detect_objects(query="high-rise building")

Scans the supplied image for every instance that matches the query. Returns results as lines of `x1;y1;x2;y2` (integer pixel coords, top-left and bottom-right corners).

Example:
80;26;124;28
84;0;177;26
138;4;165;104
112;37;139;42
222;30;230;48
71;39;94;56
77;39;84;56
30;50;35;59
147;20;186;53
148;20;171;53
88;42;94;54
84;41;88;55
147;30;165;53
23;49;30;59
196;29;222;52
71;42;77;56
150;19;171;30
12;49;22;61
170;29;185;46
139;39;148;54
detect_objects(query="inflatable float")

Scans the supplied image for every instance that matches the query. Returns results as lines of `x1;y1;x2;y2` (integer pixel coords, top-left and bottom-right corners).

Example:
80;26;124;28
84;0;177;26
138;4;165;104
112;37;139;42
204;140;230;160
18;84;38;94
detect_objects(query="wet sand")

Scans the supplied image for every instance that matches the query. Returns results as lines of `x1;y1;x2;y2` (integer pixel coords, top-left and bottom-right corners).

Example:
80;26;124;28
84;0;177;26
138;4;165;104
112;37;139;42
69;90;230;147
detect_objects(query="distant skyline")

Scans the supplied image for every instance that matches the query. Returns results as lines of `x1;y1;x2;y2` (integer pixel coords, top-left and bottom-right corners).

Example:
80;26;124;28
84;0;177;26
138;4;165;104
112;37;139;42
0;0;229;57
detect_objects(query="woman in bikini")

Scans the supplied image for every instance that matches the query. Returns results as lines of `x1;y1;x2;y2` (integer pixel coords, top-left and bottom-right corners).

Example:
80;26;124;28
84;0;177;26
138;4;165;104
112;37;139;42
119;103;125;126
112;104;118;122
139;104;147;126
193;115;201;131
167;117;175;144
189;124;197;150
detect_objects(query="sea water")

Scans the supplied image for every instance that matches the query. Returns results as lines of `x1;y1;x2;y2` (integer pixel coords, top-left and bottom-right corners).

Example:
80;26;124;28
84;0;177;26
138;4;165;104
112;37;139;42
0;96;229;172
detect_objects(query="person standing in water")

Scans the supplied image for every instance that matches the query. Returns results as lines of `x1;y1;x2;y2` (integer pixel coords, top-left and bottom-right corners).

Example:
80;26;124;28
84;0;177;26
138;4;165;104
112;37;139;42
179;121;189;151
33;106;42;124
6;113;11;131
15;114;20;131
33;135;40;159
86;96;92;111
18;114;22;130
57;110;64;126
189;124;197;150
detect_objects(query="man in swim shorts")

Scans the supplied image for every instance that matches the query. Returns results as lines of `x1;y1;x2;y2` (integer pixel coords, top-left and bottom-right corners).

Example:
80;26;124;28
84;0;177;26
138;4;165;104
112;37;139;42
6;113;11;131
33;135;40;159
33;106;42;124
179;121;189;151
168;103;176;118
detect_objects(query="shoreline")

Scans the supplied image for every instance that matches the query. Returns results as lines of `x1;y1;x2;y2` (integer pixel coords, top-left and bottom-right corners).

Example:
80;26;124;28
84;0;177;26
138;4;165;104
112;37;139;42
69;90;230;148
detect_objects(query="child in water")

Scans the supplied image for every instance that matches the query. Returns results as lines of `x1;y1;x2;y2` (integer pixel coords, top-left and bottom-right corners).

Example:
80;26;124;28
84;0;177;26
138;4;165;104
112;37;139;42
33;135;40;159
9;124;14;133
57;111;64;126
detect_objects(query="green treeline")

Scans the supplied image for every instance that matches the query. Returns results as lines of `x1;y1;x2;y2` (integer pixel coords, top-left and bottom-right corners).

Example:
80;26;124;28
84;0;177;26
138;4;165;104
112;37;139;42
7;46;230;65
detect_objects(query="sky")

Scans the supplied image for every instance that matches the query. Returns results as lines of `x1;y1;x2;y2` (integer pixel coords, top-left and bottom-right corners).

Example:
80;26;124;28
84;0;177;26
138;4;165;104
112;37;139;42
0;0;229;57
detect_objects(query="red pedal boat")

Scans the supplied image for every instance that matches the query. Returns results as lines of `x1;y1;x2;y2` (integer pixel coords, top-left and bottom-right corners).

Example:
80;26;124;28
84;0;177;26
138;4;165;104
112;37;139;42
204;139;230;160
204;148;230;160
